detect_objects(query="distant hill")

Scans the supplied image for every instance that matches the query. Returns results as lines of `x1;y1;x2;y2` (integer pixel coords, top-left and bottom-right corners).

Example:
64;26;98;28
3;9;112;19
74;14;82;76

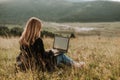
0;0;120;24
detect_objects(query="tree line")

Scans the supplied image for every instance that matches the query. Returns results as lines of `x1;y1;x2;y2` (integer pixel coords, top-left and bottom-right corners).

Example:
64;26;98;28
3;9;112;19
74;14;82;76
0;26;75;38
0;26;23;37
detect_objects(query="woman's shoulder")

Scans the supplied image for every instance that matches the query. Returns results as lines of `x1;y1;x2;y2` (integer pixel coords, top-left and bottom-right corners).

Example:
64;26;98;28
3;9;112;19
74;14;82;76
35;37;42;42
34;37;43;44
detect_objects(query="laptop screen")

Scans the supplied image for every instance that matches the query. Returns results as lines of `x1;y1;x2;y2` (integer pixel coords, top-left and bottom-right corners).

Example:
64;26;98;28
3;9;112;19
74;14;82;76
53;36;70;52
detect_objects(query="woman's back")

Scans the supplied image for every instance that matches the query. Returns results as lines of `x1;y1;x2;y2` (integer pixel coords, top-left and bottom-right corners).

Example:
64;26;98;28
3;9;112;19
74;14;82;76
20;38;45;58
17;38;46;71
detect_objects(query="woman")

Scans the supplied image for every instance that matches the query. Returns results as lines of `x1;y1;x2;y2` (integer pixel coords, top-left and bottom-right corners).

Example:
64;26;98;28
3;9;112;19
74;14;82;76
17;17;46;71
17;17;84;71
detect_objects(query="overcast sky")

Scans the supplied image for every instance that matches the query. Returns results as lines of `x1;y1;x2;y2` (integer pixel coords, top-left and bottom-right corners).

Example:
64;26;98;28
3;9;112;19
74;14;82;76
0;0;12;2
67;0;120;2
0;0;120;3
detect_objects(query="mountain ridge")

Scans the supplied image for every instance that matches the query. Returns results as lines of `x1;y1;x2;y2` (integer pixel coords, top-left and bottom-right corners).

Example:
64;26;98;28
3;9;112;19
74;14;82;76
0;0;120;24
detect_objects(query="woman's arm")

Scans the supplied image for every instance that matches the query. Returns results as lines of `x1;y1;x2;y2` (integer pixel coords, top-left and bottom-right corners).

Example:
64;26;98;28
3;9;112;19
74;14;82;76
35;38;45;57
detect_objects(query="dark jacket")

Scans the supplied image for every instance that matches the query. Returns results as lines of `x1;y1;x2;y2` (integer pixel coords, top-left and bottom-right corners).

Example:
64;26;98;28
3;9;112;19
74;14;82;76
16;38;56;72
20;38;45;61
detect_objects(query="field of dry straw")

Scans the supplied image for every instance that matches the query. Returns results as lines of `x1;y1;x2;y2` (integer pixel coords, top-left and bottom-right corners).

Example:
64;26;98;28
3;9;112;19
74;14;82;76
0;36;120;80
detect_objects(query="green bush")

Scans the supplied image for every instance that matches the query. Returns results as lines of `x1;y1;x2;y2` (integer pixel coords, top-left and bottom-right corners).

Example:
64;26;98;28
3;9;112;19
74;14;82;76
0;26;10;37
41;31;55;38
10;27;23;36
0;26;23;37
70;33;76;38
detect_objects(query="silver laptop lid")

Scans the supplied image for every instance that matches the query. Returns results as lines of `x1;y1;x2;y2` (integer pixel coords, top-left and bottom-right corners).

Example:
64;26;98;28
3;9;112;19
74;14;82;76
53;36;70;53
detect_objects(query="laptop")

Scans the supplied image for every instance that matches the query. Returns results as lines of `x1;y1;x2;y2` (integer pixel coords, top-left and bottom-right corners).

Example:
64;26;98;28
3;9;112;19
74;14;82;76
51;36;70;56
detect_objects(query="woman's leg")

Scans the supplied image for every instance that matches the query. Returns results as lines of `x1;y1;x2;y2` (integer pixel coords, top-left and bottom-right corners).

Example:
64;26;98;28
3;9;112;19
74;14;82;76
56;54;74;66
56;54;85;68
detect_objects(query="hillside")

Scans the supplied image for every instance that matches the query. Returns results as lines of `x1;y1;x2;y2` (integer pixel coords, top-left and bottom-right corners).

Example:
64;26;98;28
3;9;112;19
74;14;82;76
0;0;120;24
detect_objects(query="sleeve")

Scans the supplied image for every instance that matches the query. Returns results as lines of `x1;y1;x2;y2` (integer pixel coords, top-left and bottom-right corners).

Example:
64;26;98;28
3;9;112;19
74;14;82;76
36;38;45;57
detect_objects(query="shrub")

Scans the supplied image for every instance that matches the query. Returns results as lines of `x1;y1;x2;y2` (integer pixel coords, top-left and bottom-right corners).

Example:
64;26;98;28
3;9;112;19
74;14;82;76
10;27;23;36
0;26;10;37
41;31;55;38
70;33;76;38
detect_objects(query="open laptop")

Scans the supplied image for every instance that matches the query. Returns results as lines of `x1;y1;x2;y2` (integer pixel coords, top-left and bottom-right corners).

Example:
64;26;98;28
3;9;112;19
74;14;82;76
51;36;70;56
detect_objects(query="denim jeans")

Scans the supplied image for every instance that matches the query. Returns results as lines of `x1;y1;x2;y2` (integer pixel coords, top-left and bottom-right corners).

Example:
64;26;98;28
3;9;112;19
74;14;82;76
56;54;74;66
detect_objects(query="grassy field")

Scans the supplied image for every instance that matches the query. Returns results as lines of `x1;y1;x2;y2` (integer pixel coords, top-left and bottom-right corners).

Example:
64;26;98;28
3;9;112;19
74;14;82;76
0;36;120;80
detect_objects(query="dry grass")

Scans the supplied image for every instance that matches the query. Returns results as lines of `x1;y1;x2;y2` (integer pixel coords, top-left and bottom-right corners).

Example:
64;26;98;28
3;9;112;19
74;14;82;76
0;36;120;80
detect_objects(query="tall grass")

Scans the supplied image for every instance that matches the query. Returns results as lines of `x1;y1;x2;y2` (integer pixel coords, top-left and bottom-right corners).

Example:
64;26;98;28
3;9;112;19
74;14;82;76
0;36;120;80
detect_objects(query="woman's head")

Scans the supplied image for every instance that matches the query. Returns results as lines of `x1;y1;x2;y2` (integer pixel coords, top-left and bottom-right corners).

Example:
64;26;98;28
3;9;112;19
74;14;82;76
19;17;42;46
